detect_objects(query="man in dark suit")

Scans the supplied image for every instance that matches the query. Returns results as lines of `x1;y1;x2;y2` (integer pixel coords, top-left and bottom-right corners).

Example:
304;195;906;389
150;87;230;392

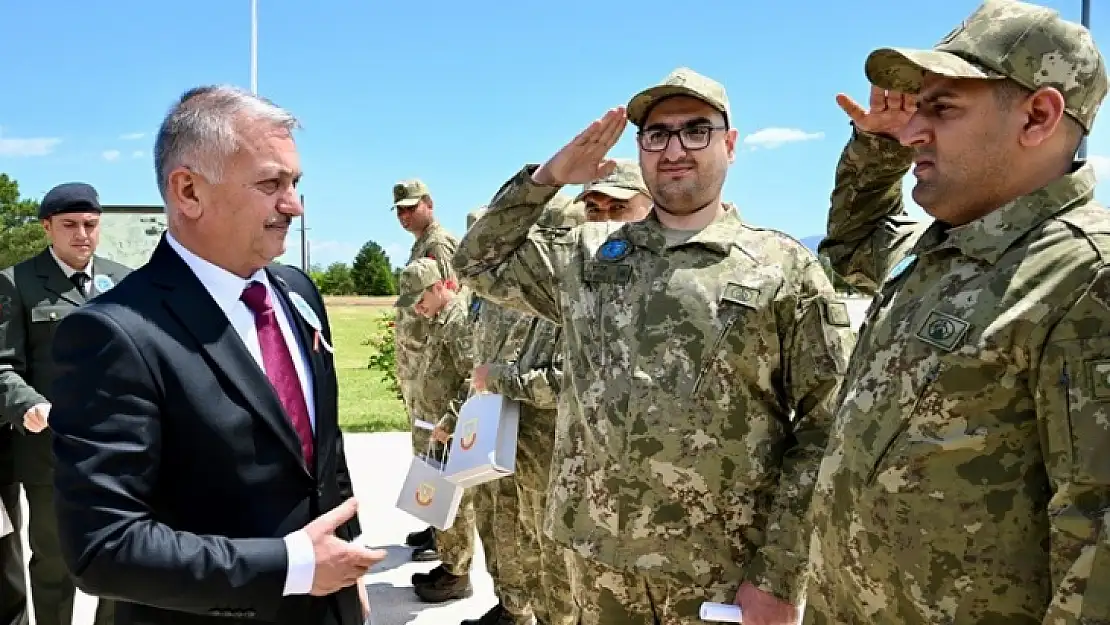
0;181;131;625
0;426;27;625
47;85;383;625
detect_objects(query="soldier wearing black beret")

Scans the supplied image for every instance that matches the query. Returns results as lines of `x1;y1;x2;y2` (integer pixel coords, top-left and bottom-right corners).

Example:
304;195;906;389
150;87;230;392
0;181;131;625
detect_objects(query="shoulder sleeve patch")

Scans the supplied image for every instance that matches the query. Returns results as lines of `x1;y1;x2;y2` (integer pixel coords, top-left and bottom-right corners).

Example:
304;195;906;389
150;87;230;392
822;300;852;327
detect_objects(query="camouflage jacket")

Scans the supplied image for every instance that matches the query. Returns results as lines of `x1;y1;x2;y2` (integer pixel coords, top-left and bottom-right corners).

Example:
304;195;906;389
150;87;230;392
485;316;563;414
452;165;854;603
395;221;459;413
809;130;1110;624
409;291;473;443
469;292;532;366
485;316;564;482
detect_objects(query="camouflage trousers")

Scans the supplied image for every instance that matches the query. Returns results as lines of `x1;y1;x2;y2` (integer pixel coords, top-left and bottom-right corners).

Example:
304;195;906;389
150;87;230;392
436;488;476;577
474;477;537;622
515;414;578;625
564;552;735;625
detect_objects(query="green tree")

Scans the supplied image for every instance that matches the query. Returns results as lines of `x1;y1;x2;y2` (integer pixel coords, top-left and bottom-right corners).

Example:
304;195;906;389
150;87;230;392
0;174;47;269
350;241;396;296
313;262;356;295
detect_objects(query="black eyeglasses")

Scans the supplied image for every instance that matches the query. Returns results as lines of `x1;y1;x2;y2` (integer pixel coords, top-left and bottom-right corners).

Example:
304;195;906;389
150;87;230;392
637;124;727;152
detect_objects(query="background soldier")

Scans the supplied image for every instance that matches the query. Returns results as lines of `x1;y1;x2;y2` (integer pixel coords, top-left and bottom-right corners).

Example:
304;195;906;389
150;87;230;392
391;178;460;561
395;258;476;604
809;2;1110;623
0;182;129;625
454;69;854;625
575;157;653;222
461;206;535;625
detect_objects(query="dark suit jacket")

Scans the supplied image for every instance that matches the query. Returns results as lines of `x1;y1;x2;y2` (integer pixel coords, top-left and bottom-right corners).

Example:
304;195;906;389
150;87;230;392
48;238;362;625
0;249;132;485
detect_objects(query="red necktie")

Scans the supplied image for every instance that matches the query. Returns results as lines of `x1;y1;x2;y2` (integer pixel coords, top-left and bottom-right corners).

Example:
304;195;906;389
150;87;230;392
241;281;315;469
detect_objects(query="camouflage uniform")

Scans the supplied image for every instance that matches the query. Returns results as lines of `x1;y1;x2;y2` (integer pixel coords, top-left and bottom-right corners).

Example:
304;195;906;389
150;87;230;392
397;259;477;580
392;179;460;454
467;262;536;622
808;3;1110;623
478;199;586;625
452;117;854;624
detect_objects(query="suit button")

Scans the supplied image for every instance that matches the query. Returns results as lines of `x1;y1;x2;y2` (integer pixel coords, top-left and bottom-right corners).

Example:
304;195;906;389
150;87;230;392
317;486;324;499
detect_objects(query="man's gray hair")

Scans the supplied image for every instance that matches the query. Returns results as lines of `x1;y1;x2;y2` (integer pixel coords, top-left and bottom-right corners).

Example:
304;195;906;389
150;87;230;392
154;85;300;202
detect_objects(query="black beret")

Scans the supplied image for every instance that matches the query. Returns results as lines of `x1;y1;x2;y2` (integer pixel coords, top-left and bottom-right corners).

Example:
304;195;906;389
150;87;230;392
39;182;102;220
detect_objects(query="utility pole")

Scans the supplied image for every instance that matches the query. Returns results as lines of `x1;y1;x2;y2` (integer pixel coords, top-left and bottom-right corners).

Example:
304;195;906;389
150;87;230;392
1080;0;1091;159
299;194;310;272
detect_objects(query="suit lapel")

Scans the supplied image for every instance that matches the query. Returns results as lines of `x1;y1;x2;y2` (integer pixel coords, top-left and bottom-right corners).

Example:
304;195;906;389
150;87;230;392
34;250;85;306
149;239;309;476
268;270;334;474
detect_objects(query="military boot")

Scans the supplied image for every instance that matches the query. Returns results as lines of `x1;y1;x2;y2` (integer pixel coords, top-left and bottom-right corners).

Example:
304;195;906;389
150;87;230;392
414;565;473;603
460;603;522;625
405;526;434;547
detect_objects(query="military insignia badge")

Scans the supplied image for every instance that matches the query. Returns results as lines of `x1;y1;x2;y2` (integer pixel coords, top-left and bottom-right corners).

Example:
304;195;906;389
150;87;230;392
599;239;631;261
915;310;970;352
415;482;435;507
458;418;479;451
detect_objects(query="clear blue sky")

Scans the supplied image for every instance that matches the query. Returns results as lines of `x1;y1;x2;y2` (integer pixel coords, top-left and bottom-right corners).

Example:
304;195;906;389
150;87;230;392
2;0;1108;268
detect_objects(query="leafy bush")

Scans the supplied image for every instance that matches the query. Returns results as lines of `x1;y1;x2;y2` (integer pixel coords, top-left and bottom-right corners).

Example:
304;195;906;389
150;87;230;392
365;314;402;400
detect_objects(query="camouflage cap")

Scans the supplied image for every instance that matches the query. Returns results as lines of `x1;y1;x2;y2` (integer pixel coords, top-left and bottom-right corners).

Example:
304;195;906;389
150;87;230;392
575;158;650;203
466;206;487;230
392;179;430;208
394;257;443;308
627;67;731;128
537;194;587;228
865;0;1108;131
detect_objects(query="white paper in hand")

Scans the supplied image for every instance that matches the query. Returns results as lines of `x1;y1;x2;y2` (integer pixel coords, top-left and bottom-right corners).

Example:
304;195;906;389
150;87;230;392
700;602;742;622
412;419;436;431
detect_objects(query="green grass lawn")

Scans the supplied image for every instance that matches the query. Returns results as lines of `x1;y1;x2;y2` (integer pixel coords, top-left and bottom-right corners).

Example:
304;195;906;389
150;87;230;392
327;303;409;433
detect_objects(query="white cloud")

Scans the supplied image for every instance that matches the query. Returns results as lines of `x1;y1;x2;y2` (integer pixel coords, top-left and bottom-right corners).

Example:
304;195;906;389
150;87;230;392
0;133;62;157
119;132;146;140
102;150;121;162
743;127;825;149
131;150;144;158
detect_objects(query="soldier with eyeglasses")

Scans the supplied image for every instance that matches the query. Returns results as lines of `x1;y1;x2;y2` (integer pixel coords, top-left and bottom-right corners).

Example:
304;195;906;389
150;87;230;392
453;68;854;625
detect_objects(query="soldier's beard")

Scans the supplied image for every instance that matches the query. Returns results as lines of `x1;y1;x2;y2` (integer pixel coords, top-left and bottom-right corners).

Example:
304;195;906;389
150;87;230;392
650;174;721;217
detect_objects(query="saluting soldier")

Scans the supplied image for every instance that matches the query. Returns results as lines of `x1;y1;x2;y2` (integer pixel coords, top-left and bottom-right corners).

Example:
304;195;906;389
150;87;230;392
810;1;1110;622
0;182;130;625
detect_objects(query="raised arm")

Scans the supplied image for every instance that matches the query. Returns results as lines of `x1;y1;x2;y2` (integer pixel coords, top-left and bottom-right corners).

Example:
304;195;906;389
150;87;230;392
820;88;922;293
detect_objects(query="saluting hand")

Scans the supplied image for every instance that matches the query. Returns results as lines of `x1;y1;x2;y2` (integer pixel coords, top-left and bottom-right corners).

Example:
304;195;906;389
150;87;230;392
532;107;628;187
23;403;50;433
836;85;916;138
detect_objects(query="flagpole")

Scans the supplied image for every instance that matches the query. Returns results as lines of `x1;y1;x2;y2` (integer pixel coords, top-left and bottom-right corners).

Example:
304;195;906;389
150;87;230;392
250;0;258;94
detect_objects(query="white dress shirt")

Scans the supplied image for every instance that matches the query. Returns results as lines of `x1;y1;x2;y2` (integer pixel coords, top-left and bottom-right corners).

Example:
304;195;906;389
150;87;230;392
165;234;317;595
49;246;92;294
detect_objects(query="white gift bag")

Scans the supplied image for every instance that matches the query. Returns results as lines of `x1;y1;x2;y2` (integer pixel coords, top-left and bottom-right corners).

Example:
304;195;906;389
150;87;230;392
443;393;519;488
395;437;464;530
